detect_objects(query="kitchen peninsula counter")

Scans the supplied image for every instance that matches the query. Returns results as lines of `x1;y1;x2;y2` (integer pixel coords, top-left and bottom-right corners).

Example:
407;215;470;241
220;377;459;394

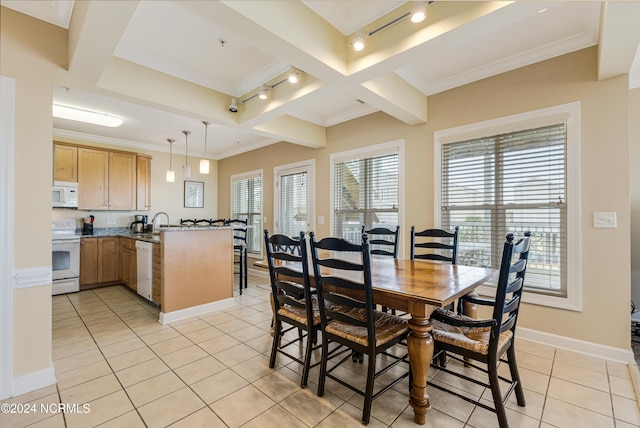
156;226;235;324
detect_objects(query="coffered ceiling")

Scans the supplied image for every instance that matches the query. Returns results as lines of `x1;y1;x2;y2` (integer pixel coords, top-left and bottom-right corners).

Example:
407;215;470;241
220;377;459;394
3;1;640;160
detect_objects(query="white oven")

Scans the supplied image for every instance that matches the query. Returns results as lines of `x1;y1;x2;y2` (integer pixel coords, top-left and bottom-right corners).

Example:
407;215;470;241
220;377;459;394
52;219;80;295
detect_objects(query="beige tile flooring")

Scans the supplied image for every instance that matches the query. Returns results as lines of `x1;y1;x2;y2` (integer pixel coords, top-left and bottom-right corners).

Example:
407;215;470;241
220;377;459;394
3;274;640;427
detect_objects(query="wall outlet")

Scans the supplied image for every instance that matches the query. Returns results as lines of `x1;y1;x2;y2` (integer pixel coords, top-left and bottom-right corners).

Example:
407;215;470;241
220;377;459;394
593;212;617;229
107;217;116;225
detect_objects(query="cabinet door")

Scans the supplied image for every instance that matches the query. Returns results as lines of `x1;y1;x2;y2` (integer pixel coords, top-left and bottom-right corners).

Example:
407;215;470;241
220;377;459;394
137;155;151;211
98;237;119;283
109;152;137;210
54;144;78;182
80;238;98;286
78;148;109;210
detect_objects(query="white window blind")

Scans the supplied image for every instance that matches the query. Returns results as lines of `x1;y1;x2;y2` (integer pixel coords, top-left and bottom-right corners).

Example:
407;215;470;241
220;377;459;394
231;173;262;253
279;171;307;237
441;123;567;296
334;152;399;243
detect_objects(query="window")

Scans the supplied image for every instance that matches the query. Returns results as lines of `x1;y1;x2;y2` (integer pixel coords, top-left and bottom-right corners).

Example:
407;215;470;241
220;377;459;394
331;141;403;245
231;170;262;254
435;103;581;311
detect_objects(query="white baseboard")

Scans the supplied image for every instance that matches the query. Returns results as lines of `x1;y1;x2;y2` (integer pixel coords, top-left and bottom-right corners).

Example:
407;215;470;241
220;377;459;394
12;367;56;397
159;298;235;325
518;326;635;365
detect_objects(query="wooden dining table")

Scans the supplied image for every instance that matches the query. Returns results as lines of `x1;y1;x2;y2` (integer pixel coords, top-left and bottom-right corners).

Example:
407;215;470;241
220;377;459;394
256;256;495;425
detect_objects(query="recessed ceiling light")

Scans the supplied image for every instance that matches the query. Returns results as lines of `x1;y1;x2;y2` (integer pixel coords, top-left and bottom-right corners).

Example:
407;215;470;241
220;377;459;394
52;104;123;127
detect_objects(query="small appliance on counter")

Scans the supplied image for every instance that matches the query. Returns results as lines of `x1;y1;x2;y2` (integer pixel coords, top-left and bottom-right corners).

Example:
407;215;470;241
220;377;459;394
130;215;148;234
82;215;94;235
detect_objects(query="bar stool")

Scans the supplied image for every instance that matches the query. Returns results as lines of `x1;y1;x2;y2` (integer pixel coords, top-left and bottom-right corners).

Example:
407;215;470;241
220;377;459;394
228;218;248;294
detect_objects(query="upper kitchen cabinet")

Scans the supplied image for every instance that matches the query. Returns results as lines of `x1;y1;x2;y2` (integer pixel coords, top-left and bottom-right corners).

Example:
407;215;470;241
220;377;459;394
137;155;151;211
78;147;136;210
53;143;78;182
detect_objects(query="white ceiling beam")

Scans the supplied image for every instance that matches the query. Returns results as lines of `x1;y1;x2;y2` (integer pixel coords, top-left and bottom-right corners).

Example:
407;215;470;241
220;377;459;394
67;0;139;83
598;1;640;81
359;73;428;125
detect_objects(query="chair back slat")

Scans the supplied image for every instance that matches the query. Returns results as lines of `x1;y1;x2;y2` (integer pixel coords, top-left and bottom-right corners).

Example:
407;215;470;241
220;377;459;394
362;225;399;258
410;226;459;263
310;232;377;351
272;252;302;263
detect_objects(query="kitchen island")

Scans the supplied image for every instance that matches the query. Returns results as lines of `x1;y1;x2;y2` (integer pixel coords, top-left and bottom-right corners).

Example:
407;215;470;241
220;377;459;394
157;226;235;324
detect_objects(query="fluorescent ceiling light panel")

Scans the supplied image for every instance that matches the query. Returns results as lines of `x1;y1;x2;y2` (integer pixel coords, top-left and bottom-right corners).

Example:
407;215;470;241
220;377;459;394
53;104;123;127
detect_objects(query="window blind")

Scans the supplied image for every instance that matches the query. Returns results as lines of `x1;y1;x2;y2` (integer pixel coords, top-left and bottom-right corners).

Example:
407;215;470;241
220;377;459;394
231;174;262;253
441;124;567;296
279;170;307;237
334;152;399;243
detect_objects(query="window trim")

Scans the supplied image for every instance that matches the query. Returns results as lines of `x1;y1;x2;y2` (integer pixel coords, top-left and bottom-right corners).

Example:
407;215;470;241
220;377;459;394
273;159;316;235
330;140;405;258
434;102;582;311
230;169;263;258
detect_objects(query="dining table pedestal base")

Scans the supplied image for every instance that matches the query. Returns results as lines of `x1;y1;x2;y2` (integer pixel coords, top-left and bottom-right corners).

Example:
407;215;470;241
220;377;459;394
407;313;434;425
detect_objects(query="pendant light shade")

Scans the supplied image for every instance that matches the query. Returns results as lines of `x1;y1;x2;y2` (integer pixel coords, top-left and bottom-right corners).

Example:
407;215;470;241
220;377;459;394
182;130;191;178
166;138;175;182
200;121;210;174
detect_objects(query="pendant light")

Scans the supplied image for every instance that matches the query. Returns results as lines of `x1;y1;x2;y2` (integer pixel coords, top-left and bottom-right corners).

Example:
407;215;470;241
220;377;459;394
200;121;210;174
166;138;175;182
182;130;191;178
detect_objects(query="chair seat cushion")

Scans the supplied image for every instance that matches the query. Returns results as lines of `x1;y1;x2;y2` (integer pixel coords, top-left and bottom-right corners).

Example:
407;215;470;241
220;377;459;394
325;309;408;347
431;311;513;355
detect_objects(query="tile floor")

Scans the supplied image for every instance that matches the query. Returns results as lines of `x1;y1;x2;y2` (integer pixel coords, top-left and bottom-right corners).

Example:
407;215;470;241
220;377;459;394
3;274;640;428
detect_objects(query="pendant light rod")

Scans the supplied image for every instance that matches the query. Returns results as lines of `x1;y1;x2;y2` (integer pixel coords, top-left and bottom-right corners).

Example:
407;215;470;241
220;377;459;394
202;121;209;152
200;121;210;175
182;130;191;178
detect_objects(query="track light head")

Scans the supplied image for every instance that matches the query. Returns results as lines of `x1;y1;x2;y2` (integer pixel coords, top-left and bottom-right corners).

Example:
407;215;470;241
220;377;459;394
411;2;427;23
288;68;301;84
228;97;238;113
351;31;365;51
258;84;269;100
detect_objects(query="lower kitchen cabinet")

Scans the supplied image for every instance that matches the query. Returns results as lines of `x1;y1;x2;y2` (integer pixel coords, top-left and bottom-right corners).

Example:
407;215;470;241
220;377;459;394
120;237;137;291
152;243;161;304
80;237;120;287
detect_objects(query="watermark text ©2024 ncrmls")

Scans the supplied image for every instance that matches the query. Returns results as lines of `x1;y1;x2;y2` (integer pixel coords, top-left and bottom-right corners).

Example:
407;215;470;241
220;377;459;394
1;402;91;414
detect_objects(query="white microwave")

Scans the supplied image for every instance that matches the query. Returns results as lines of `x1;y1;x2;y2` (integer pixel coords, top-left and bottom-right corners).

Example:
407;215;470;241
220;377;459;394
52;181;78;208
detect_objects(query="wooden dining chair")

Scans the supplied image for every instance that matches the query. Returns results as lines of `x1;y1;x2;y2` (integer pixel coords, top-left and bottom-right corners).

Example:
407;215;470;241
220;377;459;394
429;232;531;428
228;218;248;294
361;225;399;258
309;232;410;425
264;230;320;388
362;225;400;313
410;226;459;263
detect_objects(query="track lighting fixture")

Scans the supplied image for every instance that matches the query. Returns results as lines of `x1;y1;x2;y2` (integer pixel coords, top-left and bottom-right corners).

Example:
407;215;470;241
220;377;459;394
351;31;365;52
182;130;191;178
287;68;301;84
258;84;269;100
228;98;238;113
200;121;210;175
166;139;175;182
350;2;430;51
411;2;427;23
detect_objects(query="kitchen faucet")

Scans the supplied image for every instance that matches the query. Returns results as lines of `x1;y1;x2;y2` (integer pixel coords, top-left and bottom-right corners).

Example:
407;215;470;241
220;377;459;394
151;212;170;228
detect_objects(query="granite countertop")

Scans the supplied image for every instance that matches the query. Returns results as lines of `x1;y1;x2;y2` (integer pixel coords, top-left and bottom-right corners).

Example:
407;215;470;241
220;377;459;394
79;225;234;243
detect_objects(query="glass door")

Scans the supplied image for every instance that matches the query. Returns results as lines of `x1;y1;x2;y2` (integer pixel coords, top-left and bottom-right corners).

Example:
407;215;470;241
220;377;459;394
274;161;315;237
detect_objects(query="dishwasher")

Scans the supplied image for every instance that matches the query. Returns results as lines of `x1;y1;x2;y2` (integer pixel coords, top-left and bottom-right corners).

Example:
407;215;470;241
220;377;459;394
136;241;153;301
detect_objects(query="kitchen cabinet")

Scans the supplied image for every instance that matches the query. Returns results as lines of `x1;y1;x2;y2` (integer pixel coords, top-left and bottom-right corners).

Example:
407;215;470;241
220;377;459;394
120;238;137;291
152;243;161;304
80;237;119;287
137;155;151;211
77;148;136;210
53;143;78;182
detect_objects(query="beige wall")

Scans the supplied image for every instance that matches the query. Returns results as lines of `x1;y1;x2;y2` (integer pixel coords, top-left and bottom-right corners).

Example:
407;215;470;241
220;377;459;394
1;8;67;376
631;88;640;306
52;139;219;229
219;47;632;350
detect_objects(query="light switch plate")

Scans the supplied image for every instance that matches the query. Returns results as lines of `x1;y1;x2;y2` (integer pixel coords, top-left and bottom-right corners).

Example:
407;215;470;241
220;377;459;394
593;212;617;229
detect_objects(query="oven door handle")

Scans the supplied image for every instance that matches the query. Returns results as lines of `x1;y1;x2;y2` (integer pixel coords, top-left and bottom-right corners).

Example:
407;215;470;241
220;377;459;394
53;239;81;245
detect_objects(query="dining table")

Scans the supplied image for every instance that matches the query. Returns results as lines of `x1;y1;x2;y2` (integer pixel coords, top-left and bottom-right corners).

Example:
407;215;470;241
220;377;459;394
256;255;495;425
